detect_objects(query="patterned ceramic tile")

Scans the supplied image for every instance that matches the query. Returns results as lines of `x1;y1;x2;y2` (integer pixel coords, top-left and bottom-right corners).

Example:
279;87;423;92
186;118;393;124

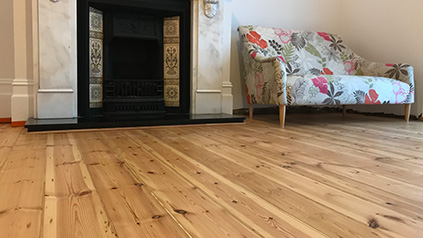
90;102;103;108
90;77;102;84
164;18;180;38
89;84;103;108
164;44;180;79
163;16;181;107
89;7;103;109
89;8;103;33
164;85;180;107
89;38;103;78
90;31;103;39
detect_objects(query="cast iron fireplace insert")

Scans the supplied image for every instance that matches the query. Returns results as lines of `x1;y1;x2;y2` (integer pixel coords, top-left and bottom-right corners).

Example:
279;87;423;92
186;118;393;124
25;0;246;132
77;0;191;120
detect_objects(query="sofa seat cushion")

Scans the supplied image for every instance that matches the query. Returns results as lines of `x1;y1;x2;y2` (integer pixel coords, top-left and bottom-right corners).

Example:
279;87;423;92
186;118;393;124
286;75;412;106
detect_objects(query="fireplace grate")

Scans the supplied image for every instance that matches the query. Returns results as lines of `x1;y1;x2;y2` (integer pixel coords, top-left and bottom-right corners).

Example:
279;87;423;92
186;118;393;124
103;79;165;119
104;79;163;98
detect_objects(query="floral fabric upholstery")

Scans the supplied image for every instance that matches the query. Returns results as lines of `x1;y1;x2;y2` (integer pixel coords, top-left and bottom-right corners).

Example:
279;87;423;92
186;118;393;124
286;75;411;105
238;25;415;106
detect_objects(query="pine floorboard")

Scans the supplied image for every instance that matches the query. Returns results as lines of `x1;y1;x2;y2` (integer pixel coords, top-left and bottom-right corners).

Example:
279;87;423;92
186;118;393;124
0;113;422;237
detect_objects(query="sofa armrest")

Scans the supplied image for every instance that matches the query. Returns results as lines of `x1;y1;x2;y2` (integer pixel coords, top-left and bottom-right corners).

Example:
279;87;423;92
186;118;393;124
241;42;288;105
356;56;415;87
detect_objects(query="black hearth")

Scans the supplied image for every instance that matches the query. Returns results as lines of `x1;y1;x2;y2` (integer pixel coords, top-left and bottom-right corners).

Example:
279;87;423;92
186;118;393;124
77;0;191;120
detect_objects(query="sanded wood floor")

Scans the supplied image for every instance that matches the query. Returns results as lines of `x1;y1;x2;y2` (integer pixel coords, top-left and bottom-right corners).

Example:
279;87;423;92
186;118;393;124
0;113;422;238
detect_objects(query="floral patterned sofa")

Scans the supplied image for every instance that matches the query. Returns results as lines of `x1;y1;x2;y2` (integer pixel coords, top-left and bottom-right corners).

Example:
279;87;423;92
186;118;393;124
238;25;414;127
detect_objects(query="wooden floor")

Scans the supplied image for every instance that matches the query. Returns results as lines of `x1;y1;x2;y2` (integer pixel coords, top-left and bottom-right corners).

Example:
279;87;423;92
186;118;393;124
0;113;422;238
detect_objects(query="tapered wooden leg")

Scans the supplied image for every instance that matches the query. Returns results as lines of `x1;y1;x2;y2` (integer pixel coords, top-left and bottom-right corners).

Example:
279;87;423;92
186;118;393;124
405;104;411;122
249;104;253;120
342;105;347;116
279;105;286;128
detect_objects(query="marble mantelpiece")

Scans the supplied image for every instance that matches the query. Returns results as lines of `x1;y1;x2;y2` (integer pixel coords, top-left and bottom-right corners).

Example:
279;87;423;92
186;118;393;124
33;0;233;119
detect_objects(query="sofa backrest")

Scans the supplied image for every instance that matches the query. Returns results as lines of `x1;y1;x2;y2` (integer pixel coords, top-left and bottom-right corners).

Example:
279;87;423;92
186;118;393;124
238;25;357;76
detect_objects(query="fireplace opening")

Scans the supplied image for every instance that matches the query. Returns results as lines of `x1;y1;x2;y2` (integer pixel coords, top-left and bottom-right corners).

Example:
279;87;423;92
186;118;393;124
110;38;162;80
103;13;165;119
77;0;191;120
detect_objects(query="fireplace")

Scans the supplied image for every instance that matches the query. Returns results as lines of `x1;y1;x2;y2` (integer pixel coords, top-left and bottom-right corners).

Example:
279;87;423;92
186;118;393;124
31;0;235;125
77;0;191;119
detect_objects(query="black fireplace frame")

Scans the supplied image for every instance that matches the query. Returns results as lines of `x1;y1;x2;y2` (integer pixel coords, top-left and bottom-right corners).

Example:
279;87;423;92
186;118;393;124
77;0;191;119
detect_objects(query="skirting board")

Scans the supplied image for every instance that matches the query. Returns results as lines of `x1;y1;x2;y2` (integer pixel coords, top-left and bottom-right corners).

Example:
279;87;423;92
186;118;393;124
12;121;26;127
0;118;12;123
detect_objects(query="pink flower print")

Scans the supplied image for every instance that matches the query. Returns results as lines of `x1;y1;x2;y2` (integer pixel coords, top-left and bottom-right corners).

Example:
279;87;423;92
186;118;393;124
246;85;251;104
344;60;355;75
322;68;333;75
385;63;394;67
365;89;381;104
311;77;328;94
392;81;408;103
255;72;265;100
274;28;292;44
317;32;331;41
247;31;268;49
277;56;286;63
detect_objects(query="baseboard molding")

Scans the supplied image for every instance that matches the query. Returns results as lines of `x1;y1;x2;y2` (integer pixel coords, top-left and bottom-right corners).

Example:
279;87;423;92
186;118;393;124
12;121;26;127
0;118;11;123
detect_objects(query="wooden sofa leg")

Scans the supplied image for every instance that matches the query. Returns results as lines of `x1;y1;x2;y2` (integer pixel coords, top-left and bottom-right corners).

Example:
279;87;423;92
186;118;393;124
249;104;253;120
405;104;411;122
279;105;286;128
342;105;347;116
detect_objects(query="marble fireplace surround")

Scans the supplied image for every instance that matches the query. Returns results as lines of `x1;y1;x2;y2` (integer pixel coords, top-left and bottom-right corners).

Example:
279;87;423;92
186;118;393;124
34;0;233;119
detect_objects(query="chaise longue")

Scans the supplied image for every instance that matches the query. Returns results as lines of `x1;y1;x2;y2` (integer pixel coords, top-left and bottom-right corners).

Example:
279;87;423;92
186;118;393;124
238;25;415;127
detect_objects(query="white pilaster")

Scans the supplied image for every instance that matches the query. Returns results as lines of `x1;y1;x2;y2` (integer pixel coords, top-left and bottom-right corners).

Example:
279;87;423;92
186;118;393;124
221;0;233;114
11;0;33;123
191;0;233;114
32;0;40;118
37;0;77;119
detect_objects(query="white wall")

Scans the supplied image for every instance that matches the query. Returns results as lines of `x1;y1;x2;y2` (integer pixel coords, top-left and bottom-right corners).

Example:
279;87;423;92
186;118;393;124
231;0;423;117
340;0;423;117
0;0;14;118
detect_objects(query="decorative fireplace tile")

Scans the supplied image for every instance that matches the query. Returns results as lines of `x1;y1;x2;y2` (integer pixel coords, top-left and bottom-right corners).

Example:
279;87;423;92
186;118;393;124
163;18;180;38
164;44;180;79
90;77;102;84
89;8;103;33
163;16;180;107
89;84;103;108
89;7;103;109
164;84;180;107
89;38;103;78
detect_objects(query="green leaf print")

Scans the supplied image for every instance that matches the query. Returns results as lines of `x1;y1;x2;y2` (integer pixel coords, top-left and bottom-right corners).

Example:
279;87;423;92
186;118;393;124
305;43;322;59
340;52;354;62
356;68;364;76
322;57;327;68
281;42;295;63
